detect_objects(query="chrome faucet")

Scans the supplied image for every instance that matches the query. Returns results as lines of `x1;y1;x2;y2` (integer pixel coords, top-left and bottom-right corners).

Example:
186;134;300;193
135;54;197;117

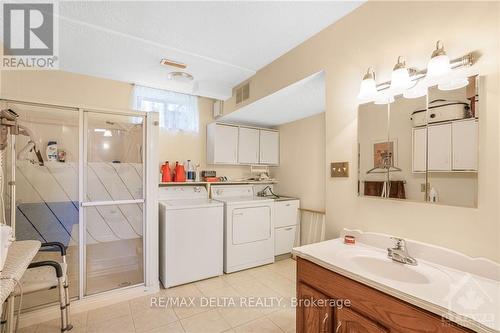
256;186;272;197
387;237;417;266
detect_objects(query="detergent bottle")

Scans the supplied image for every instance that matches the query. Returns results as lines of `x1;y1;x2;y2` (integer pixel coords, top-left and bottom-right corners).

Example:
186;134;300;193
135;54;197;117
160;161;172;182
173;161;186;182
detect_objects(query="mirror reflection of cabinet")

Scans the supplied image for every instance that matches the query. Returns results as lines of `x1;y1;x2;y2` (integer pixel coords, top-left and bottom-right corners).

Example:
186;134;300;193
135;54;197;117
358;75;479;208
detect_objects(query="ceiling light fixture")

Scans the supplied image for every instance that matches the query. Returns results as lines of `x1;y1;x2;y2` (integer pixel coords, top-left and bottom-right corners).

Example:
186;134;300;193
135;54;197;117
168;71;194;83
390;56;412;93
160;58;187;69
427;40;451;78
357;67;377;101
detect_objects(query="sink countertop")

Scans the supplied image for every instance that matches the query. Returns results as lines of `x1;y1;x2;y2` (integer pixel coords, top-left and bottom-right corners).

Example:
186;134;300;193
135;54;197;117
293;230;500;333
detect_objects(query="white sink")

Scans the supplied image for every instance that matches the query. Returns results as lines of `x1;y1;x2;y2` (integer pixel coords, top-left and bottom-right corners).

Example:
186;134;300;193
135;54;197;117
335;247;452;287
351;256;432;284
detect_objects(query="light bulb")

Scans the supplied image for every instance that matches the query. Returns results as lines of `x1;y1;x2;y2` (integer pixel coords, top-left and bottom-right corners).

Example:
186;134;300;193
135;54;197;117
403;80;427;99
427;40;451;78
390;56;412;92
357;68;377;101
438;77;469;91
374;91;394;105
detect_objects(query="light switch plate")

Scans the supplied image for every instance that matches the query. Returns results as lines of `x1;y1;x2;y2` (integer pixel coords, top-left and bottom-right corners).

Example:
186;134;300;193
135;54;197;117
331;162;349;177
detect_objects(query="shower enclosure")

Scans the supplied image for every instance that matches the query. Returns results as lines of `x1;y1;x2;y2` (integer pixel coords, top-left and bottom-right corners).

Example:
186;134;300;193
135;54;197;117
0;99;158;310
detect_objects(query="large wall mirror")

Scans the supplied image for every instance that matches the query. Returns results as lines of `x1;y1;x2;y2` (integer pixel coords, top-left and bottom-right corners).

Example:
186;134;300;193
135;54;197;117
358;75;479;208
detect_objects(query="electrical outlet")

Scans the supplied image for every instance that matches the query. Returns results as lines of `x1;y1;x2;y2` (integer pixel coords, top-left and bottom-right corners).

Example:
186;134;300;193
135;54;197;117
331;162;349;177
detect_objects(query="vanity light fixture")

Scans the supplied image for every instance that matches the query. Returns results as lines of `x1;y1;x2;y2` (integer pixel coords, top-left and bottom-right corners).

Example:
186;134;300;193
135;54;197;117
427;40;451;78
357;67;377;101
374;91;395;105
358;41;476;104
403;84;427;99
390;56;412;92
438;77;469;91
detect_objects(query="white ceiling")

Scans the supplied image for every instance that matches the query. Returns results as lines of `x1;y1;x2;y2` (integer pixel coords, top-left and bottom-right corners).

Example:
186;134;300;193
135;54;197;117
57;1;363;100
219;71;325;127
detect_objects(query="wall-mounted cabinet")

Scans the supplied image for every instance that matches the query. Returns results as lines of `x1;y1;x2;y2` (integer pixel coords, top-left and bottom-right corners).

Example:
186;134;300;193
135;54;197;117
238;127;260;164
207;123;239;164
259;130;280;165
412;119;478;173
207;122;279;166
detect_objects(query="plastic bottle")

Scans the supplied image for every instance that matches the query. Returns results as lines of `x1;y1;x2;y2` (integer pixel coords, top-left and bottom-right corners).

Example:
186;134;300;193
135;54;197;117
46;141;58;161
161;161;172;182
186;160;196;182
429;187;438;202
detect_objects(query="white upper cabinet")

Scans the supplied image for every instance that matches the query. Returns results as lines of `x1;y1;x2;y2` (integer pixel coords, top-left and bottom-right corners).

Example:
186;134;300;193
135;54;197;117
412;127;427;173
452;119;478;171
207;123;279;165
207;123;239;164
259;130;279;165
412;119;478;173
428;123;452;171
238;127;260;164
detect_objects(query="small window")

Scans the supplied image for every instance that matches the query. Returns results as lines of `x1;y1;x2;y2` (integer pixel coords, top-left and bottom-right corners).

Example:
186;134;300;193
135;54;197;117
133;85;199;132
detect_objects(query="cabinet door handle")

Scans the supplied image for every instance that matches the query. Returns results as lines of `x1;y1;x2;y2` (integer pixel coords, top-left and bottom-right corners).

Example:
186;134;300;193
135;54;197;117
321;313;329;332
335;320;342;333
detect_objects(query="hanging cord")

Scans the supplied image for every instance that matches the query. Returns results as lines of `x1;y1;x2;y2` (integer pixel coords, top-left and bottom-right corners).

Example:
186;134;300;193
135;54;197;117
0;275;24;333
0;149;7;225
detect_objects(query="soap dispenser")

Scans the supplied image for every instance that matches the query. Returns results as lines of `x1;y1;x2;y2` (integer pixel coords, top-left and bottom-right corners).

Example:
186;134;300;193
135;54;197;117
429;187;439;203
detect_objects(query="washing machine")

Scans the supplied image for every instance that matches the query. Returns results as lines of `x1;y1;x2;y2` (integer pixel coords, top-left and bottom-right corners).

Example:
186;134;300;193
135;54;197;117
159;185;223;288
211;185;275;273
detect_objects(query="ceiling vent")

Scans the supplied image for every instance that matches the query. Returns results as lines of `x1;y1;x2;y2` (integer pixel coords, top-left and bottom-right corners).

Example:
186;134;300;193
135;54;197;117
235;82;250;105
160;58;187;69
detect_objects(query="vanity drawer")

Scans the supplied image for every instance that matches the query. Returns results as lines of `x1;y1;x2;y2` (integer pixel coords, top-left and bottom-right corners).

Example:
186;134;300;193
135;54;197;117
297;258;473;333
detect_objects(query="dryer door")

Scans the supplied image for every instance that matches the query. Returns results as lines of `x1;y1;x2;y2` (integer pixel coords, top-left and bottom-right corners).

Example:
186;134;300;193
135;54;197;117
232;206;271;244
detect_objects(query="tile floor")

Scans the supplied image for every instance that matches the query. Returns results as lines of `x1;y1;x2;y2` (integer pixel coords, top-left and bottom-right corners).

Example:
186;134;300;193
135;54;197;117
20;258;297;333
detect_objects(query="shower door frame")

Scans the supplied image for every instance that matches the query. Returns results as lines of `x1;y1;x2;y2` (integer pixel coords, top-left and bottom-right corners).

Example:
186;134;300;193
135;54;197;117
79;107;149;298
1;98;159;305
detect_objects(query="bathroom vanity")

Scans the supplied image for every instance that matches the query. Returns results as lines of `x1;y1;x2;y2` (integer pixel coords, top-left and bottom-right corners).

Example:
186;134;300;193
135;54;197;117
296;258;472;333
293;230;499;333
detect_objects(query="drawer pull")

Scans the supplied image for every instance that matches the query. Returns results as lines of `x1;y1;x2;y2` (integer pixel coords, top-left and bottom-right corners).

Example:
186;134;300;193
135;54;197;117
335;320;342;333
321;313;329;332
284;227;294;231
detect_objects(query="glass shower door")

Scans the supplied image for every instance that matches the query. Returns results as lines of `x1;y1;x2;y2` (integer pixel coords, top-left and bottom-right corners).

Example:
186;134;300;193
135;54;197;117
3;102;80;309
83;111;145;295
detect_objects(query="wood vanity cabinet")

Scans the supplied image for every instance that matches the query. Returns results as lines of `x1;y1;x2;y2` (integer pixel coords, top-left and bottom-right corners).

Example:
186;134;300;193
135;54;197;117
296;258;473;333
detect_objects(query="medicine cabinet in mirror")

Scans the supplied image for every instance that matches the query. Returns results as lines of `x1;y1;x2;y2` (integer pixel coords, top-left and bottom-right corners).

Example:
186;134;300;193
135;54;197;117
357;75;479;208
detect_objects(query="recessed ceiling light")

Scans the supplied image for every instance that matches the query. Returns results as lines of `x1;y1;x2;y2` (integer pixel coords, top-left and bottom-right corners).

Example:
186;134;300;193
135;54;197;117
168;71;194;82
160;58;187;69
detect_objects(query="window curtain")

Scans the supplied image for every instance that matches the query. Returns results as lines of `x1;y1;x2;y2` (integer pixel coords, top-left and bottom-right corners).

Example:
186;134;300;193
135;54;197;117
132;85;199;132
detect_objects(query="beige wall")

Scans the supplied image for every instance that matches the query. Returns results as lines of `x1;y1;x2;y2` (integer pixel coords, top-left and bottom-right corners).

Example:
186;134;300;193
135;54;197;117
275;113;325;212
0;70;252;180
1;70;133;110
159;96;254;180
224;2;500;261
